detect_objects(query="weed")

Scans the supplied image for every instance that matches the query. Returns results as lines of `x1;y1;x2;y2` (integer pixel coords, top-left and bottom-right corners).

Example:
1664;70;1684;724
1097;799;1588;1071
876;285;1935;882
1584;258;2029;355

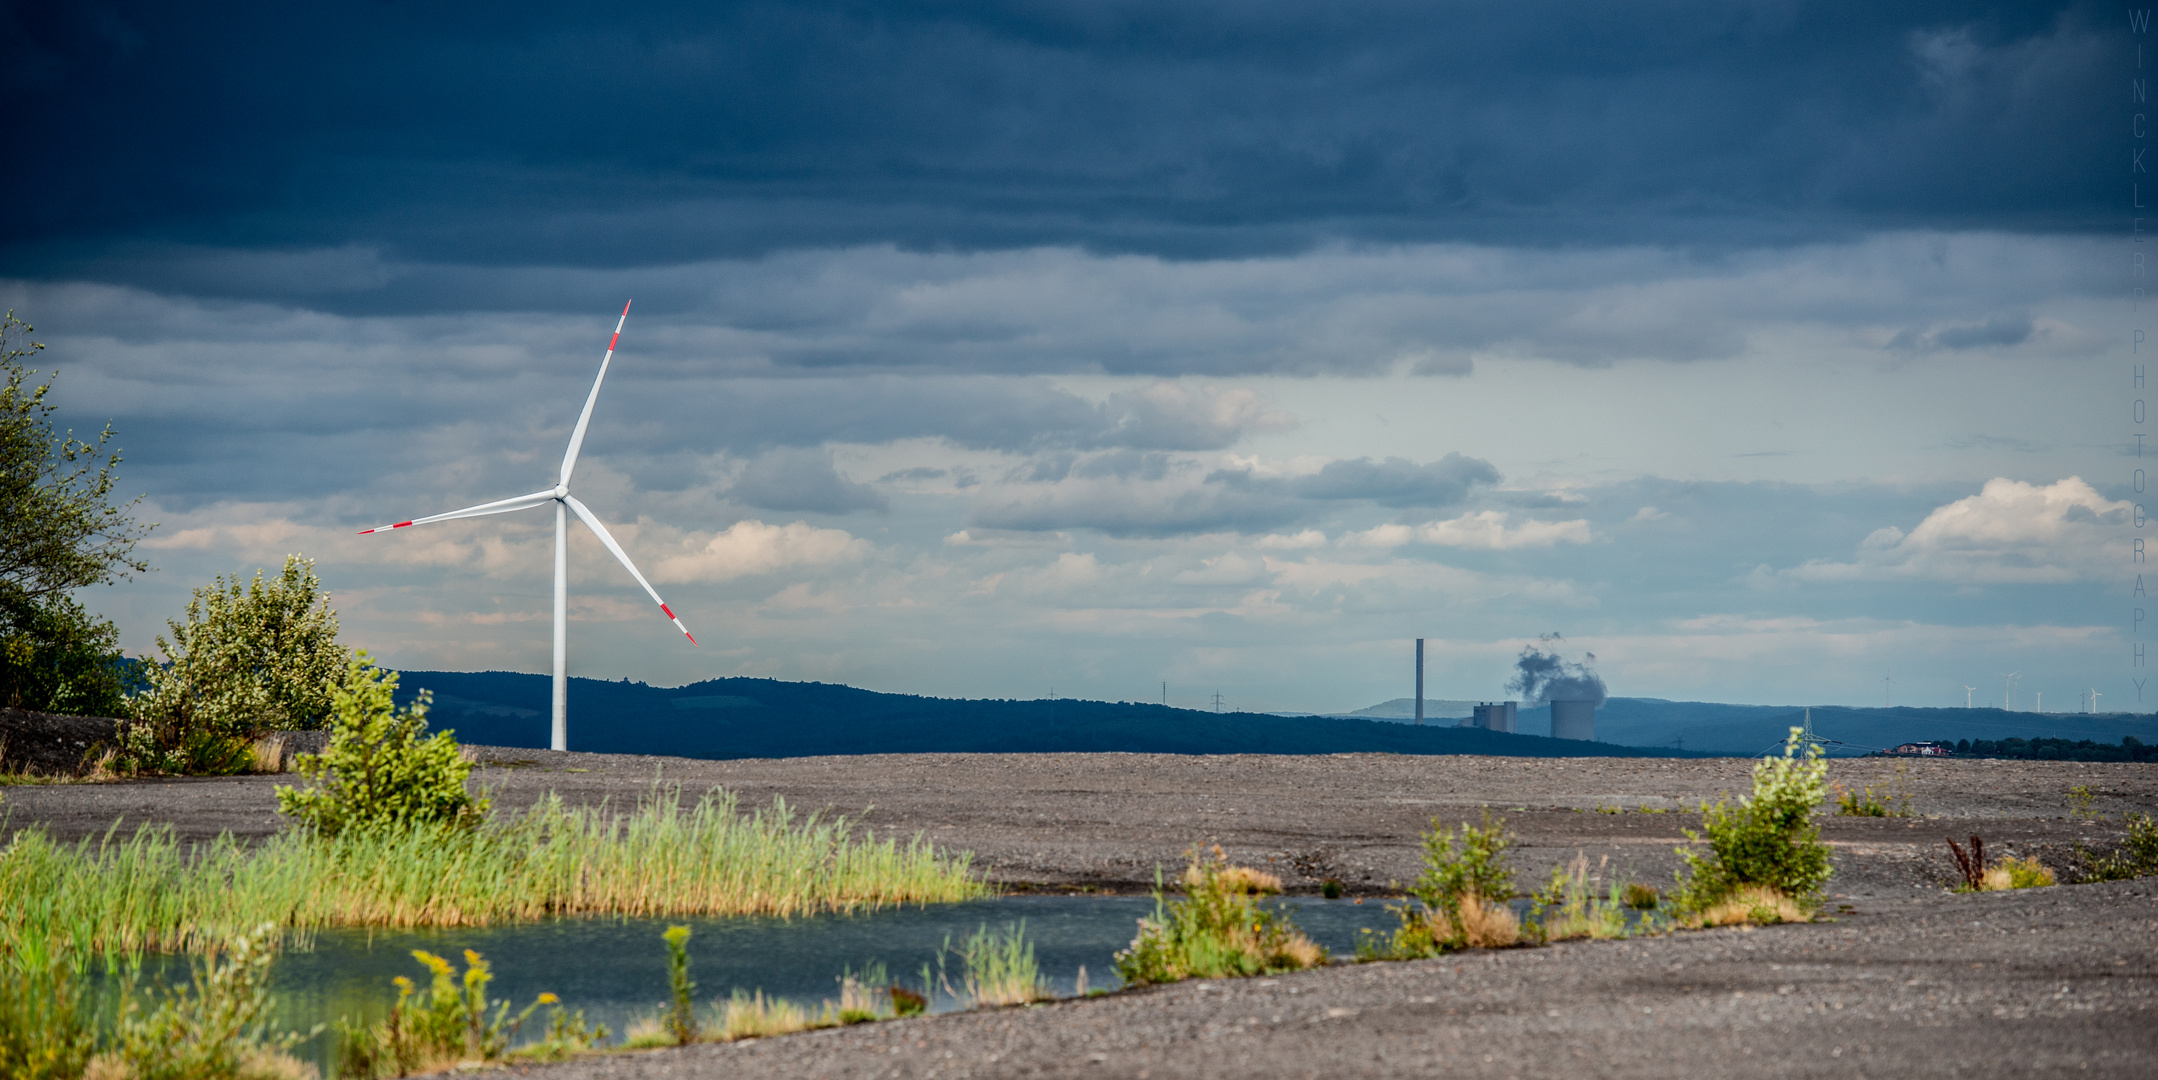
1319;878;1344;899
92;923;317;1080
887;986;927;1017
1528;854;1630;943
1673;728;1830;922
952;922;1050;1007
0;937;97;1080
662;926;697;1045
1621;882;1661;910
2077;812;2158;881
1833;783;1889;817
2067;785;2098;820
1114;847;1326;985
333;947;547;1076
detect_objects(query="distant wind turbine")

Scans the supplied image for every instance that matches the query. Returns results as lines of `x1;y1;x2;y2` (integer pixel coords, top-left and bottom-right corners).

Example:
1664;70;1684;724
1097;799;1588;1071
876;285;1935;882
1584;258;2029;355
1963;685;1975;709
359;302;694;751
2001;672;2020;712
1883;675;1893;707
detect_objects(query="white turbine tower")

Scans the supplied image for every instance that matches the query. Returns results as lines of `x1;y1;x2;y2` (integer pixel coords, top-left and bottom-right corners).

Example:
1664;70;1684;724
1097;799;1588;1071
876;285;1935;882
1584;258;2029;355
358;301;695;751
1963;685;1976;709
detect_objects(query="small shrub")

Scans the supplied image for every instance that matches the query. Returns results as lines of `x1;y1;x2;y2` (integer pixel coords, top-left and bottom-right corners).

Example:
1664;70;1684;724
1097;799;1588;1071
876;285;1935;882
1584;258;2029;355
2080;813;2158;881
2066;785;2098;820
662;926;697;1045
1621;882;1661;910
1114;847;1327;985
275;655;487;836
1412;813;1515;919
1318;877;1344;899
887;986;927;1017
1673;728;1830;922
505;997;607;1064
1981;855;2055;891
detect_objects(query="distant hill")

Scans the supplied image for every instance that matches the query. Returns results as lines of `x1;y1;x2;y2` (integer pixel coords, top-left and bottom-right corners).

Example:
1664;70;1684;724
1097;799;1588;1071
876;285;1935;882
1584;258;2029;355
389;671;1709;760
1340;696;2158;756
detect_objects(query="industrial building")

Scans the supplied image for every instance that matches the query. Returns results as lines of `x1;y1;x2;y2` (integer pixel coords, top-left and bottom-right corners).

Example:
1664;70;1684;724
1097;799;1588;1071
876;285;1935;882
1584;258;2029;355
1466;701;1517;733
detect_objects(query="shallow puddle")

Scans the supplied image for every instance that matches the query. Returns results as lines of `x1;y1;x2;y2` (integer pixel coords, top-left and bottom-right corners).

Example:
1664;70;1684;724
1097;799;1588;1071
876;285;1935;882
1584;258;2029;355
126;894;1408;1070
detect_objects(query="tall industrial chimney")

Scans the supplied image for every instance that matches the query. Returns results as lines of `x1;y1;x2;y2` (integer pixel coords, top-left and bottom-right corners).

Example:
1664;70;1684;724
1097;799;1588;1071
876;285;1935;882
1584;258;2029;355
1550;699;1596;742
1414;638;1425;725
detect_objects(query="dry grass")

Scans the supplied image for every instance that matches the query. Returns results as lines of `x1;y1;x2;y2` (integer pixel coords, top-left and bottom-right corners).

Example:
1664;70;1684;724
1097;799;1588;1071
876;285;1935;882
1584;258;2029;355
1692;885;1809;927
248;734;289;775
85;1047;317;1080
720;991;819;1041
1184;864;1282;895
1456;893;1519;948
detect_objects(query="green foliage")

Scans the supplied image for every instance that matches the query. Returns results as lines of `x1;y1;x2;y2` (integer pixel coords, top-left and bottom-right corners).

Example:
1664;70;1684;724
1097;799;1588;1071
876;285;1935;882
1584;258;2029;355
0;937;97;1080
122;556;351;773
1834;784;1889;817
1113;848;1325;986
662;925;698;1045
98;923;315;1080
951;922;1049;1007
334;947;548;1077
1675;728;1832;914
276;654;486;836
0;311;153;619
1411;812;1516;916
2076;812;2158;882
1526;854;1635;943
1621;882;1661;910
2066;785;2098;820
0;592;125;719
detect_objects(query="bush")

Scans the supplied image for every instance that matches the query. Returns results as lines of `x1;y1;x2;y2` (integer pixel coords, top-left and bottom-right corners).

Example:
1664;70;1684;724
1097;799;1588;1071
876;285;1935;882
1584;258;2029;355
2076;813;2158;882
1361;814;1520;958
275;655;487;836
1114;847;1326;985
0;937;96;1080
1673;728;1831;921
0;593;126;718
1981;855;2055;891
120;556;351;774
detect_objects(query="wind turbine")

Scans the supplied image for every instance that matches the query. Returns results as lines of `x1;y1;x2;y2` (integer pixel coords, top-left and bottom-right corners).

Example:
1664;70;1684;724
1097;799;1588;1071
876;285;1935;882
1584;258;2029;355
358;301;695;751
1963;685;1975;709
2001;672;2020;712
1882;675;1893;707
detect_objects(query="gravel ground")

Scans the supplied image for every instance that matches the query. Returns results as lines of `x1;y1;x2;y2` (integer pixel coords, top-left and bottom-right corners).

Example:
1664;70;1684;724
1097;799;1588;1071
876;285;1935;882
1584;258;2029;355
6;749;2153;899
7;749;2156;1077
507;877;2158;1080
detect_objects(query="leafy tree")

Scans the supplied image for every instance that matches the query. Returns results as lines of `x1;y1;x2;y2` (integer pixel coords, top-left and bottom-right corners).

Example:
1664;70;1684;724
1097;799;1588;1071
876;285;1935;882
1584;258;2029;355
277;654;488;835
0;310;151;714
120;555;351;773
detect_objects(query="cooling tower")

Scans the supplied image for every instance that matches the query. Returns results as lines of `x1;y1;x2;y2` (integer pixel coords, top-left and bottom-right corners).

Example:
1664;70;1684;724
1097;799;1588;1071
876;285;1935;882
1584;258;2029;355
1549;699;1596;742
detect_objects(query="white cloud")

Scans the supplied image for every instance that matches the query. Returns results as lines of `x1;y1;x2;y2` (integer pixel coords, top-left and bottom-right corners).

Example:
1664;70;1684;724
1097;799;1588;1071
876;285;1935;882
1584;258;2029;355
1784;477;2131;584
650;520;872;583
1345;512;1593;550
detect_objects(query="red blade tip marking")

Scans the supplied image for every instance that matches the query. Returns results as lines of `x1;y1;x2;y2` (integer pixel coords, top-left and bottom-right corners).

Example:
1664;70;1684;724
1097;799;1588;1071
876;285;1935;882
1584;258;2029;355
660;603;675;618
685;631;697;645
393;521;413;529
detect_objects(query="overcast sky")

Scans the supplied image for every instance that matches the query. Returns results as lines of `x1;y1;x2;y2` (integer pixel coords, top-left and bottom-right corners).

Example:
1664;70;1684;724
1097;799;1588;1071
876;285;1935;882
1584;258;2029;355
4;0;2138;719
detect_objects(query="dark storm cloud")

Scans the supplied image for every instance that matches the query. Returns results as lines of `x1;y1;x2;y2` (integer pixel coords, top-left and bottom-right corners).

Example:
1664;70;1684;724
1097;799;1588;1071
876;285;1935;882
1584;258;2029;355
2;0;2113;279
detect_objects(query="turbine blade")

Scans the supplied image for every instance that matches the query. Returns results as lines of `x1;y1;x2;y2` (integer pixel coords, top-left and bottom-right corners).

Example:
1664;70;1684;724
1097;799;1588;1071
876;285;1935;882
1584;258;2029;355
358;488;558;534
562;494;696;645
560;300;632;486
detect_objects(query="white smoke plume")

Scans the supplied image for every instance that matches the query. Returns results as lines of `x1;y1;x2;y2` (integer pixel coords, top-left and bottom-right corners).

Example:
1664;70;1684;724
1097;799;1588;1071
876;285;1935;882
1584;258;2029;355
1507;634;1608;708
